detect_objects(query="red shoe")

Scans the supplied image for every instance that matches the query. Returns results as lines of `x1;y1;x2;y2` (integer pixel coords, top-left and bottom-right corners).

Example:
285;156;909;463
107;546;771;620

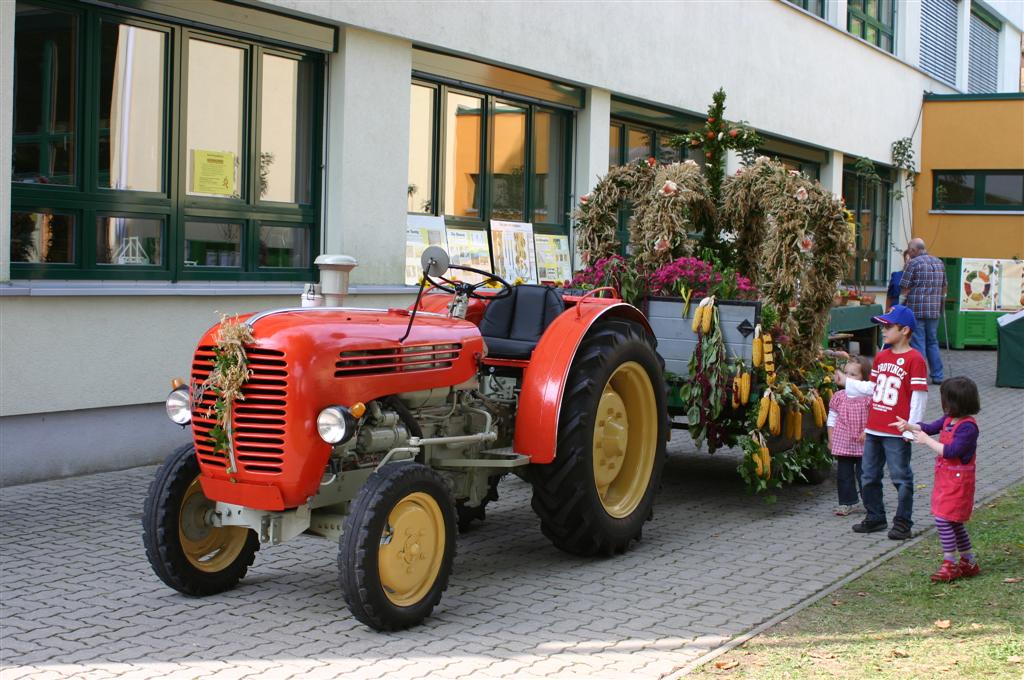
931;560;961;582
958;558;981;578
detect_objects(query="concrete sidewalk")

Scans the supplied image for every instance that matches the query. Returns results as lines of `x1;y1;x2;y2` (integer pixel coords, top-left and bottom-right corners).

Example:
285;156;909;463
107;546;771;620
1;350;1021;679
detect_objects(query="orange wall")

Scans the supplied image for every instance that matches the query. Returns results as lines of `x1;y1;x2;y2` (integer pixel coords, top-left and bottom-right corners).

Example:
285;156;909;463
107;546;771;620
913;98;1024;260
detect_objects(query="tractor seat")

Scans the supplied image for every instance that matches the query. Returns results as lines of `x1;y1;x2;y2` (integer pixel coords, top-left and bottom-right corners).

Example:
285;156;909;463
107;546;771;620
480;285;565;359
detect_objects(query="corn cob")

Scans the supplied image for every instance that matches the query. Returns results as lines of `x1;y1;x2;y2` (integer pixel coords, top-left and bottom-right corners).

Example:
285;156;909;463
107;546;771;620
752;325;763;368
756;391;771;429
793;410;803;441
740;372;751;405
791;384;805;402
731;376;741;409
701;300;714;334
769;397;781;436
763;448;772;480
752;448;764;477
691;304;703;333
813;393;827;427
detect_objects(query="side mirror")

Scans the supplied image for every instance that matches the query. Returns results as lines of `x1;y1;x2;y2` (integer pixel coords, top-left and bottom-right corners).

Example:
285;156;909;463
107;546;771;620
421;246;450;277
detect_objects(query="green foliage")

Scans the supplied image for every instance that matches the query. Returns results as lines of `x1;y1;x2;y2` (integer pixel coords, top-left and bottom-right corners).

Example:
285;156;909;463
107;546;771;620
853;156;882;186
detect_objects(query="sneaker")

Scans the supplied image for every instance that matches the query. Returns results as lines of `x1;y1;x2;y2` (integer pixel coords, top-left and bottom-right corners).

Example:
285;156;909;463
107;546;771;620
888;521;913;540
834;504;856;516
853;518;887;533
931;559;961;582
958;558;981;578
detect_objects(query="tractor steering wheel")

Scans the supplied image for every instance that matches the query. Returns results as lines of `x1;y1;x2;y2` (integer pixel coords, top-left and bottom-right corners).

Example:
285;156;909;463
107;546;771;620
426;264;514;300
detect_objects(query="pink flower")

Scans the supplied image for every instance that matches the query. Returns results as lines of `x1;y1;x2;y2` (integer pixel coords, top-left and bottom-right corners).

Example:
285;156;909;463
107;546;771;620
799;234;814;253
684;159;698;168
654;238;670;252
646;156;657;168
659;180;679;197
788;169;800;176
580;194;591;205
795;187;809;201
581;250;590;265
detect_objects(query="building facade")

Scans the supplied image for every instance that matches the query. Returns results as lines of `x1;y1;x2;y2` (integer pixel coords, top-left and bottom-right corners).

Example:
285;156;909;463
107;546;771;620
2;0;1022;485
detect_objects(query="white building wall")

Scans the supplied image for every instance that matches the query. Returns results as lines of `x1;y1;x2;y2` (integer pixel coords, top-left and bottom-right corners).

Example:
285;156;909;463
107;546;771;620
268;0;955;164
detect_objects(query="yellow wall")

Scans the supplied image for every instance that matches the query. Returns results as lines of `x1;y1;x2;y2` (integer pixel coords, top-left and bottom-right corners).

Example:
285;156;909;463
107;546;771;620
913;98;1024;259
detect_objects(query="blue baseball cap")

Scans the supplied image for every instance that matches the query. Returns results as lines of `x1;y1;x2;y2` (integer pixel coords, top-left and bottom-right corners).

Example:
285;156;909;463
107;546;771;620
873;304;916;332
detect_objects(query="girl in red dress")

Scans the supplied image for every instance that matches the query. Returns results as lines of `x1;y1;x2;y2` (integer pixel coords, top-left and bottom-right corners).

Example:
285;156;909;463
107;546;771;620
894;377;981;582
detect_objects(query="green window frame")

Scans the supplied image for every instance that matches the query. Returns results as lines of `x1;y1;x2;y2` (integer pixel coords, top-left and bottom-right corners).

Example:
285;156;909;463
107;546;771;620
847;0;896;53
408;77;573;243
933;171;1024;211
842;168;893;286
786;0;826;18
10;0;323;281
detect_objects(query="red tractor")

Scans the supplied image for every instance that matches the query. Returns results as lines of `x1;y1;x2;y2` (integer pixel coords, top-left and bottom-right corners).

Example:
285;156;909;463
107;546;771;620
144;248;667;631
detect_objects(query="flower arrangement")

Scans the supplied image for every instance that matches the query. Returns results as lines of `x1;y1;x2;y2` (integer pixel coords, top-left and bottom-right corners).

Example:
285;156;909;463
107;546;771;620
647;256;757;300
570;254;645;305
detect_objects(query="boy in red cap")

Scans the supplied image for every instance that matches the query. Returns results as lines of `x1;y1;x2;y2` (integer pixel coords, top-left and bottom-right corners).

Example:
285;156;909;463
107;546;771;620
834;305;929;540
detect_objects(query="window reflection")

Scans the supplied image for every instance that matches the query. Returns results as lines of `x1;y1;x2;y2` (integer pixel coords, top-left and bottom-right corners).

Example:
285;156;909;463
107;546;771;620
491;102;527;221
96;216;163;265
444;93;483;218
259;225;309;268
185;221;242;267
187;39;244;198
260;55;312;203
408;84;435;213
935;174;975;205
99;22;165;192
533;109;564;224
984;175;1024;206
627;128;651;162
11;211;75;263
609;125;622;169
13;3;77;184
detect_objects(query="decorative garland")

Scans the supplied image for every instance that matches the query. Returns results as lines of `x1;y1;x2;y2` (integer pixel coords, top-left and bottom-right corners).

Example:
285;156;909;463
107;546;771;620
720;157;850;370
202;315;254;465
574;159;656;266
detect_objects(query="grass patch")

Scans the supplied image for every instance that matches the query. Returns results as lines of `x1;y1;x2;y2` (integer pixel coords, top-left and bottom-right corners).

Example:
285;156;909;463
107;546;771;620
692;484;1024;679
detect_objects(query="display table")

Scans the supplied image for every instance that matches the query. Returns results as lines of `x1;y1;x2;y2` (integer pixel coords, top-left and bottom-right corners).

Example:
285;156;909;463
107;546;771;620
828;304;882;355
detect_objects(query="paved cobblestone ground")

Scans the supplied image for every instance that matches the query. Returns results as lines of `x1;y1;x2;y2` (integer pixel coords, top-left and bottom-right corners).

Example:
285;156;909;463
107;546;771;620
1;350;1021;680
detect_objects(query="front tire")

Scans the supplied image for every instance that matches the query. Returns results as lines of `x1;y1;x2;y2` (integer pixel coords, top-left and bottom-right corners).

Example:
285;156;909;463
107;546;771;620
338;463;457;631
530;320;667;556
142;444;259;596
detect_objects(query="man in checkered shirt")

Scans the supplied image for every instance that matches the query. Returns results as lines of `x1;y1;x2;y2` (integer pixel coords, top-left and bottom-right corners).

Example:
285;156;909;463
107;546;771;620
900;238;946;384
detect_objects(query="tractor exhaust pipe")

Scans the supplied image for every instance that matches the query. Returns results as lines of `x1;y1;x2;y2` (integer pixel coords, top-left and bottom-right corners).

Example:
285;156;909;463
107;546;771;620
312;255;358;307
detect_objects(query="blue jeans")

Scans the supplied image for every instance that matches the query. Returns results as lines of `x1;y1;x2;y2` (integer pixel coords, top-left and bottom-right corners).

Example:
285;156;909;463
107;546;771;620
910;317;944;382
835;456;863;506
861;434;914;527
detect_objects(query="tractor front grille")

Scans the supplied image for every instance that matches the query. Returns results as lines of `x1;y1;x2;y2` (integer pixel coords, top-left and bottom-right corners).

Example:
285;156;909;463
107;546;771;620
191;346;288;475
335;343;462;377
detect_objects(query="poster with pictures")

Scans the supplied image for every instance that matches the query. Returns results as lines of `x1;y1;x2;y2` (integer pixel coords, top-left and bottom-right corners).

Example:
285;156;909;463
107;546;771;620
996;259;1024;312
446;228;492;284
490;220;538;284
405;215;448;285
534;233;572;284
960;258;996;311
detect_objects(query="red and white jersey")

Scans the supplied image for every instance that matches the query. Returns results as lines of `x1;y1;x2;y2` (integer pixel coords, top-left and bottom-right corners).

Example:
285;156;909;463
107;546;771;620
865;348;929;435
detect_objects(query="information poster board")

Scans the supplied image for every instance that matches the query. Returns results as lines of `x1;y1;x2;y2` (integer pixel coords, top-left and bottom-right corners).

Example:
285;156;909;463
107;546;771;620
191;150;236;196
490;220;538;284
534;233;572;284
996;259;1024;313
405;215;448;285
960;259;996;311
446;228;492;284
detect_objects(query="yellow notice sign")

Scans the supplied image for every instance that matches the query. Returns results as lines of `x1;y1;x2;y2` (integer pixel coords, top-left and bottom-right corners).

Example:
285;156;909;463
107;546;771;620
192;150;236;196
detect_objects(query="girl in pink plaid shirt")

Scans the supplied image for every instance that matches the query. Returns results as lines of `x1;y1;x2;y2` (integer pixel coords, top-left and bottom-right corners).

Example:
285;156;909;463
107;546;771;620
827;356;873;515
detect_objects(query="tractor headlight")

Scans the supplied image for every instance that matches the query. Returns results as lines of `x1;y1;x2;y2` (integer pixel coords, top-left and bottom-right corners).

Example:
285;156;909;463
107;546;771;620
317;406;356;445
165;386;192;425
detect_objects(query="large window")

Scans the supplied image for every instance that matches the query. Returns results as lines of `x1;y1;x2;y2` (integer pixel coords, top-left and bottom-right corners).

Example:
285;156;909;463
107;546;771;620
934;171;1024;210
843;168;892;286
967;9;1001;94
786;0;825;18
407;80;572;237
847;0;895;53
11;1;322;280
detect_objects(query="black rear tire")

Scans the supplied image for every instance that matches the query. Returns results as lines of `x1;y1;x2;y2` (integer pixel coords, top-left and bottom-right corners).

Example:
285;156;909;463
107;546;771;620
142;444;259;596
339;462;457;631
529;320;667;556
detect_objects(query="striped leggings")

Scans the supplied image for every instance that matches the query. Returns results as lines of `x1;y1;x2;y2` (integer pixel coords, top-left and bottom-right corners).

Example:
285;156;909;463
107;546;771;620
935;517;972;555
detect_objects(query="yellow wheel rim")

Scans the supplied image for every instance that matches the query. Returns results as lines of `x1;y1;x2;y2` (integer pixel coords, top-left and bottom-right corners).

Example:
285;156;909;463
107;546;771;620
592;361;658;519
378;491;446;607
178;478;249;573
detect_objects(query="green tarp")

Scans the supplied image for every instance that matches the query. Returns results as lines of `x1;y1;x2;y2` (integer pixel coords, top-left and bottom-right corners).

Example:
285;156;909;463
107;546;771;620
996;313;1024;388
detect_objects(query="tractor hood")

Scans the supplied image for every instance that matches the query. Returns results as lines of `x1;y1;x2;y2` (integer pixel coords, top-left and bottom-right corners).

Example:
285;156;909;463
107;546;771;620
196;307;485;406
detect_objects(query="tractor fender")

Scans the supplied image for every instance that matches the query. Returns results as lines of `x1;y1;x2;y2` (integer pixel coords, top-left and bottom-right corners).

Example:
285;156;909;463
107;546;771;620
513;302;653;464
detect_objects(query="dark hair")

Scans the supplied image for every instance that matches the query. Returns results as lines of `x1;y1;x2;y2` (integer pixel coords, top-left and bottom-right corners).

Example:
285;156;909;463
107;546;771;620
847;355;872;380
939;377;980;418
